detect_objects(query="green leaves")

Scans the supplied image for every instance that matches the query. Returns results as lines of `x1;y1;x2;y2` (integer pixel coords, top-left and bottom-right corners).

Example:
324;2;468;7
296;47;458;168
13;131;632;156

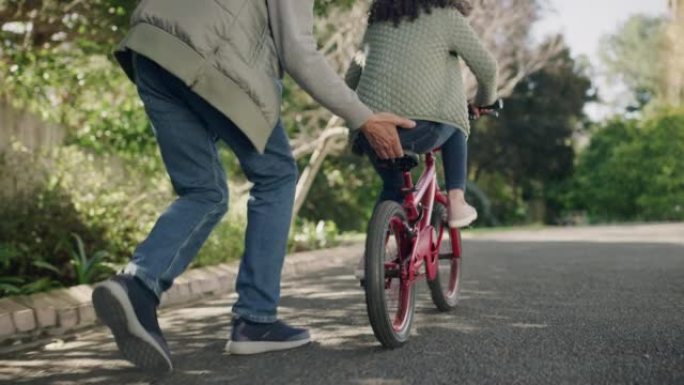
0;0;136;50
32;260;62;275
571;109;684;221
470;49;594;224
0;277;26;296
0;257;63;297
314;0;357;15
599;14;668;109
0;143;171;298
291;219;340;252
69;233;113;285
0;46;157;168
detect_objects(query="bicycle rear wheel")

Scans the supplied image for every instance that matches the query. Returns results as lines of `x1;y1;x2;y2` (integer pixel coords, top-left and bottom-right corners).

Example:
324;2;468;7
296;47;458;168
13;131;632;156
427;202;462;311
364;201;416;348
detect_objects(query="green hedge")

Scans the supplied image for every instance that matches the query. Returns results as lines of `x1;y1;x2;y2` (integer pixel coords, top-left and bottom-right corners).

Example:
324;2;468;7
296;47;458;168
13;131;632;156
570;109;684;221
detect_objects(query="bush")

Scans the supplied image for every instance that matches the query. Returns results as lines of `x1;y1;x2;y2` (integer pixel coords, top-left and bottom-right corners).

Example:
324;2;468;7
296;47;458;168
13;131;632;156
46;145;172;258
467;175;522;225
0;143;111;295
0;141;263;296
0;142;171;295
191;218;246;269
299;152;381;232
0;189;99;296
1;45;158;169
571;110;684;221
291;219;340;252
634;112;684;219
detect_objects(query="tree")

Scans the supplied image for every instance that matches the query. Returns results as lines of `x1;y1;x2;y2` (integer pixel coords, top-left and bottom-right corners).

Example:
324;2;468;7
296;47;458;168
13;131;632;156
465;0;564;97
469;48;594;223
570;109;684;221
662;0;684;106
599;14;667;109
0;0;157;166
0;0;133;50
286;3;369;219
1;0;568;227
290;0;565;222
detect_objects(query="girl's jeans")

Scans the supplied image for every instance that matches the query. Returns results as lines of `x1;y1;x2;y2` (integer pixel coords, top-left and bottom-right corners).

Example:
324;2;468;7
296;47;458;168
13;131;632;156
356;120;467;203
123;54;296;323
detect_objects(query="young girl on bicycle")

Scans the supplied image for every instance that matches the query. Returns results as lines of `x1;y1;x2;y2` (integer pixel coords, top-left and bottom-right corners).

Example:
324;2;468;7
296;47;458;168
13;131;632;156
346;0;498;229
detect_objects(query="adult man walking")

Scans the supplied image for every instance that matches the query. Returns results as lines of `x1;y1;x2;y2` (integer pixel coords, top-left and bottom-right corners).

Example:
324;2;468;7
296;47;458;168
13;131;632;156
91;0;415;372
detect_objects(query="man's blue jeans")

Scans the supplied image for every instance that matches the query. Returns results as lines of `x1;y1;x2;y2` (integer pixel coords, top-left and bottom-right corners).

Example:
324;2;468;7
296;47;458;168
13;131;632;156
123;54;297;323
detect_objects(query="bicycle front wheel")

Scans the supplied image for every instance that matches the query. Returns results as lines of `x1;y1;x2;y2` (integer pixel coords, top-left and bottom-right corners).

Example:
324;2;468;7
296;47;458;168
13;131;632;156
364;201;416;348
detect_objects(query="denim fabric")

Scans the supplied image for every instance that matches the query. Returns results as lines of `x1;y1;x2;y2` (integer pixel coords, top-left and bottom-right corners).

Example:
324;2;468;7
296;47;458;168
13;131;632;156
124;54;297;323
357;120;468;202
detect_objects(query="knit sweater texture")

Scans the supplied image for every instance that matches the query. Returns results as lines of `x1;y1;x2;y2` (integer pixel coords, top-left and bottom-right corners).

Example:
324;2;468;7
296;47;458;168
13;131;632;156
345;8;498;138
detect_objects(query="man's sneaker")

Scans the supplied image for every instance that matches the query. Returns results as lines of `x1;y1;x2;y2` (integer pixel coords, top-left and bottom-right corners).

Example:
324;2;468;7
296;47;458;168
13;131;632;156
225;318;310;355
92;275;173;372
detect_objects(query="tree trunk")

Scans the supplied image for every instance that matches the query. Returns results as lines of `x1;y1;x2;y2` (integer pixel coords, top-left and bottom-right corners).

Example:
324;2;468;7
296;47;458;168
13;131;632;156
290;114;349;222
292;137;336;225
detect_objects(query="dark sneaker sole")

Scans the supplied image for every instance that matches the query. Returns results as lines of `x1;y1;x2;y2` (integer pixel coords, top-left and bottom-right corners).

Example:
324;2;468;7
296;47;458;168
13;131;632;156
225;338;311;355
92;281;173;372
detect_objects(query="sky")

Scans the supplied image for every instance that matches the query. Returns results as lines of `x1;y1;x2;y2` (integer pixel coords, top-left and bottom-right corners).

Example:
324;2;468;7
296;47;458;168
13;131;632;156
533;0;670;119
535;0;669;60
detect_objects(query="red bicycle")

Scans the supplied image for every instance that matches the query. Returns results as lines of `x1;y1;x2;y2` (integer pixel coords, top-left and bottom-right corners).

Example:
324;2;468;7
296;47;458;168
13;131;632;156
363;100;503;348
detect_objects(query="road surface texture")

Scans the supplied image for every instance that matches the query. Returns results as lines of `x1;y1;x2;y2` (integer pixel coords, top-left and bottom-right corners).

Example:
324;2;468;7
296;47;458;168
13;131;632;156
1;224;683;385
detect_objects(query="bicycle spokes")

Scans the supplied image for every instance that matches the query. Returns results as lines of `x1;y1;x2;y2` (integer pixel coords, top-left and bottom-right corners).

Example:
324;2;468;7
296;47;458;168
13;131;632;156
383;219;410;331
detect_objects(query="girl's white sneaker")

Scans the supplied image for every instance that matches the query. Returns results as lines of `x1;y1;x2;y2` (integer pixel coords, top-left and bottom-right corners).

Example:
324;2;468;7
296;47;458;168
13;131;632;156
448;203;478;228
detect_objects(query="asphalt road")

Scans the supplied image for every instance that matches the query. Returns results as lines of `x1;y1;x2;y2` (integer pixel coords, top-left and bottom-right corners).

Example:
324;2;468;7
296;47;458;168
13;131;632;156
1;239;683;385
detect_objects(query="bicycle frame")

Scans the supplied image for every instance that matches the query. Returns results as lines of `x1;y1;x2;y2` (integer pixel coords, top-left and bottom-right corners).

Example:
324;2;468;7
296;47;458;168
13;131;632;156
366;101;500;347
395;151;463;286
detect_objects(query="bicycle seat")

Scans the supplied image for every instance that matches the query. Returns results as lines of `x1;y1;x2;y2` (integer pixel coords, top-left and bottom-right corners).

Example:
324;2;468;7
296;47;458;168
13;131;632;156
378;151;420;172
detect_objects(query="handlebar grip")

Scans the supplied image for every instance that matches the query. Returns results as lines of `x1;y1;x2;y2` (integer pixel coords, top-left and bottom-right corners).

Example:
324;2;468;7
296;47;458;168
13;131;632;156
483;99;504;111
468;99;504;120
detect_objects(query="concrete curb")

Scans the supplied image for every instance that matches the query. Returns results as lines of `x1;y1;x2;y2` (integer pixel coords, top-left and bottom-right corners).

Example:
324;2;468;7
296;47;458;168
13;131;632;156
0;243;363;347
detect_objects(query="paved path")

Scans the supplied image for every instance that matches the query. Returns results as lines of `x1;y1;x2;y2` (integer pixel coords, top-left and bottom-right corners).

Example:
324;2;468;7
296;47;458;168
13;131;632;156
1;227;683;384
466;222;684;245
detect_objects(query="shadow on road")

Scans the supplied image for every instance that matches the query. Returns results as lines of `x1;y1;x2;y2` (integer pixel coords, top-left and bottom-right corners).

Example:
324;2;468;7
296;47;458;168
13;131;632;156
1;241;683;385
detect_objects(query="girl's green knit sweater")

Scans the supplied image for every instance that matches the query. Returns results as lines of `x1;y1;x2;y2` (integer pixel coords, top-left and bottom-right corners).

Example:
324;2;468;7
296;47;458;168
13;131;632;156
345;8;498;138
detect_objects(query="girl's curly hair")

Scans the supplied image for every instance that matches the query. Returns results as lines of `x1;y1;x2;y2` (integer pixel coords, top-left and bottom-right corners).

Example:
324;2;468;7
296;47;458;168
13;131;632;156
368;0;473;25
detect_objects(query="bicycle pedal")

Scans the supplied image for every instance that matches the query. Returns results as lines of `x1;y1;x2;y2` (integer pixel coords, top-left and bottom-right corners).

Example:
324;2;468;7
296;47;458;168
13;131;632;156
385;268;400;278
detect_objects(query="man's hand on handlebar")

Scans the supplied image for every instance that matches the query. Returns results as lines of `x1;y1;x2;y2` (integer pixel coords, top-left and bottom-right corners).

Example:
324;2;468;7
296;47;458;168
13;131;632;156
361;113;416;160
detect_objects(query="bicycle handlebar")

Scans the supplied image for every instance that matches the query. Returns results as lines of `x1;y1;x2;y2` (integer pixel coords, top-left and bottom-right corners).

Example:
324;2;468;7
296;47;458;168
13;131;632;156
468;98;504;120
